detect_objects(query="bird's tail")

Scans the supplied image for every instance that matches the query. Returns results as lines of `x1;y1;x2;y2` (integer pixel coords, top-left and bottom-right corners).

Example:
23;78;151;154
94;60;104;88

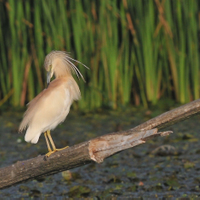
25;127;41;144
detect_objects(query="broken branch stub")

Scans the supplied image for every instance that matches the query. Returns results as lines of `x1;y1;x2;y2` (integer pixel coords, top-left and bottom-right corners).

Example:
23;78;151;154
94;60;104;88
88;128;169;163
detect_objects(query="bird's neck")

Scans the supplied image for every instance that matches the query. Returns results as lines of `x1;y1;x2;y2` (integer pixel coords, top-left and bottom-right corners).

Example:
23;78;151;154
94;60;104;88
54;64;71;79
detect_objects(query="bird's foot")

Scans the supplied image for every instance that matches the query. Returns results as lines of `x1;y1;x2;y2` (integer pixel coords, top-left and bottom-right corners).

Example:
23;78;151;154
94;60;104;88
45;146;69;158
56;146;69;151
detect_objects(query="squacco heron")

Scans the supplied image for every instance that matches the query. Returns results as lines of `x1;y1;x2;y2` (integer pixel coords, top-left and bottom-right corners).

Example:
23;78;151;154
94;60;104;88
19;51;88;157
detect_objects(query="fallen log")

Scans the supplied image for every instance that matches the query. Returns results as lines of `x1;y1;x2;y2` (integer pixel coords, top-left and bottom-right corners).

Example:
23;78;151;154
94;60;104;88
1;98;200;189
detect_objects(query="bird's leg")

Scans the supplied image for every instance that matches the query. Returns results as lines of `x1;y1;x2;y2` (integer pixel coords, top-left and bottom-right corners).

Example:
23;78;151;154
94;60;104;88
47;130;69;151
44;131;52;152
47;130;57;150
45;130;56;157
45;130;69;157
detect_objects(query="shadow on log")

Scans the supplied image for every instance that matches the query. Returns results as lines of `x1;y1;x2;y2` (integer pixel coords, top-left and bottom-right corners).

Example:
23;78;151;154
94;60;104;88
1;98;200;189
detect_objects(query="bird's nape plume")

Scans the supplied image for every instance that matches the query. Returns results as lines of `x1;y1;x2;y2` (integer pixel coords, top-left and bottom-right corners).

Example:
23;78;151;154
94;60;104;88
44;51;89;81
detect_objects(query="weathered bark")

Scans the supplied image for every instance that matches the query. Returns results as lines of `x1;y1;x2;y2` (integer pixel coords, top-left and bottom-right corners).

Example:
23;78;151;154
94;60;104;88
0;128;170;189
1;98;200;189
133;98;200;131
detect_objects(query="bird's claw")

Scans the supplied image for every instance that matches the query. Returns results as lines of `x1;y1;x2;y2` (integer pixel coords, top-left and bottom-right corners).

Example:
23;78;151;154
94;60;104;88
45;146;69;158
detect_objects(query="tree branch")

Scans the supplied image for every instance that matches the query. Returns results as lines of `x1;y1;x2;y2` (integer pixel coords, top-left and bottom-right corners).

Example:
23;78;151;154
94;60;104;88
1;98;200;189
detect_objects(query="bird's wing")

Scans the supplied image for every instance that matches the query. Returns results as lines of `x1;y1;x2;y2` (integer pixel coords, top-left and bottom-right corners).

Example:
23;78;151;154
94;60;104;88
19;89;48;132
19;78;71;132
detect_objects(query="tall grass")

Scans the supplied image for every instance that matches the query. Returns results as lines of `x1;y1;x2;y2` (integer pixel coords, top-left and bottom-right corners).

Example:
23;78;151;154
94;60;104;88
0;0;199;110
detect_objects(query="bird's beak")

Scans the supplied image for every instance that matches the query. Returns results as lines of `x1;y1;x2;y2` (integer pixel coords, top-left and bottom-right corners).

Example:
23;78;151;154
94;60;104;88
47;70;53;88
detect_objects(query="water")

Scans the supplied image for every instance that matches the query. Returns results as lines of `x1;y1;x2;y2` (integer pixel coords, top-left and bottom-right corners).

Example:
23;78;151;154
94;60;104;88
0;106;200;199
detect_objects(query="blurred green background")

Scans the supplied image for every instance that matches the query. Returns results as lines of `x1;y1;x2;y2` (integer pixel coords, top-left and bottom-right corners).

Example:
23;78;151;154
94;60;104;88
0;0;199;111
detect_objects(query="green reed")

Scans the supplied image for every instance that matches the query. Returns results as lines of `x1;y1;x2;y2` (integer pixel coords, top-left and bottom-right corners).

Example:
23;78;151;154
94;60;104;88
0;0;199;110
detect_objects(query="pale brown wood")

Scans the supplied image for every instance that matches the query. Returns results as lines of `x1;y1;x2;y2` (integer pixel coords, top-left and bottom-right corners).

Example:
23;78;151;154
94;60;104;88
0;98;200;189
0;128;168;189
133;98;200;131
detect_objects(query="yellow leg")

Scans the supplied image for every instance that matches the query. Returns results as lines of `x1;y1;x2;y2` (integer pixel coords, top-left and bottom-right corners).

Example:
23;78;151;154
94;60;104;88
47;130;56;150
44;131;52;152
45;130;69;157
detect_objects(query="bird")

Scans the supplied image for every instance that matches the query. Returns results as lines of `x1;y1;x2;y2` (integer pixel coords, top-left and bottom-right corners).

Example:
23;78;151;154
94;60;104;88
19;51;88;157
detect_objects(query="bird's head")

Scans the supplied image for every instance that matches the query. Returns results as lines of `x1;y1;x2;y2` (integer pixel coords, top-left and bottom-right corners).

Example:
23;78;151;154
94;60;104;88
44;51;89;86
